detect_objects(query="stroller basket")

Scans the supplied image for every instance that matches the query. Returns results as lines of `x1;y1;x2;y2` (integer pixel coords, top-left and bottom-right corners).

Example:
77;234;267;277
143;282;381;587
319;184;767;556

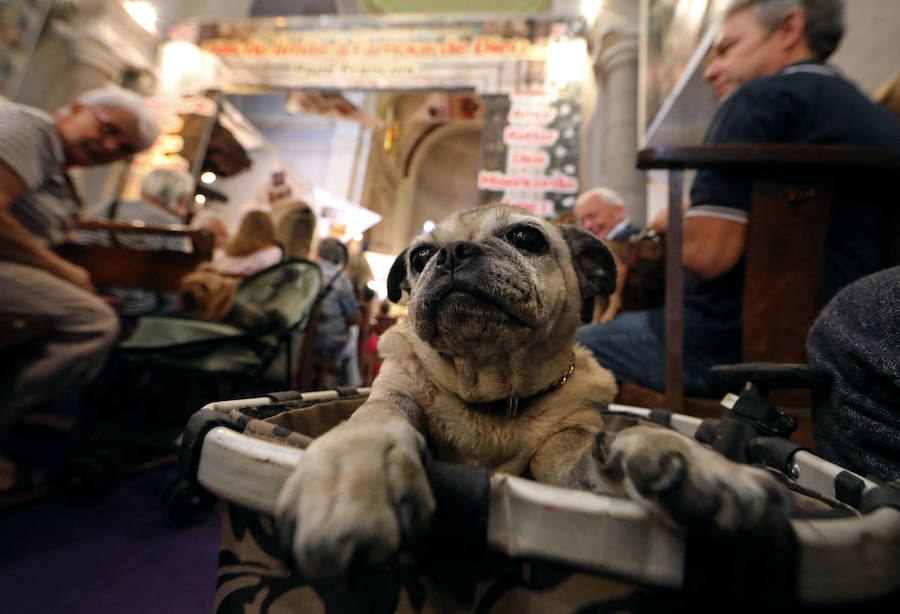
180;390;900;612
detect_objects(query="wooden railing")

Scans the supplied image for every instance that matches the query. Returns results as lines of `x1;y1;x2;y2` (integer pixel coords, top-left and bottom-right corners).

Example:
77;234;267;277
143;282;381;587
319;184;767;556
636;143;900;411
55;221;215;291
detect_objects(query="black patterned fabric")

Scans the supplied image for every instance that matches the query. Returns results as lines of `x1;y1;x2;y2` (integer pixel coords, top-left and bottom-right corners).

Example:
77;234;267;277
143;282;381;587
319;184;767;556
213;399;665;614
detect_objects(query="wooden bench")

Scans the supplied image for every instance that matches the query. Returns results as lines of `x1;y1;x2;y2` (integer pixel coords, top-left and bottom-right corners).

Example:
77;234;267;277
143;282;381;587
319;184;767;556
55;221;214;291
619;144;900;447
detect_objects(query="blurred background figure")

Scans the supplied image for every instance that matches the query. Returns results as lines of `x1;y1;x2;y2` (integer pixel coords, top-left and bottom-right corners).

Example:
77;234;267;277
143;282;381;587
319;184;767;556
313;237;360;388
361;300;397;386
574;187;639;324
207;209;282;277
0;85;158;495
271;199;317;260
575;187;641;241
196;216;231;250
75;167;195;325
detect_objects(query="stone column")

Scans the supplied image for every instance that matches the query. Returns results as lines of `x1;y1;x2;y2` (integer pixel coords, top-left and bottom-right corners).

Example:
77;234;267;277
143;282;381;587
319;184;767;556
587;0;645;224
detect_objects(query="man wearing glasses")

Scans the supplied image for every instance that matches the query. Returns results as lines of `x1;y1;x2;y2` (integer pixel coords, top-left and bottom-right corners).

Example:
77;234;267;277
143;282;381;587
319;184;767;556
0;86;158;496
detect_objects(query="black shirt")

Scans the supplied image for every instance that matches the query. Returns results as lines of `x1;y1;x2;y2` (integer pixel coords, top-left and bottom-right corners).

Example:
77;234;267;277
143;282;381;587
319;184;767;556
650;61;900;363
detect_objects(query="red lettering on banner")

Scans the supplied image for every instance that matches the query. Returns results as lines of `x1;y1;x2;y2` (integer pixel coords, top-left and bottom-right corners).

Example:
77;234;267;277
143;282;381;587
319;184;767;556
477;171;578;193
501;198;556;217
507;104;557;125
201;39;241;56
472;36;529;56
244;39;268;56
503;126;559;147
440;40;469;55
509;149;550;168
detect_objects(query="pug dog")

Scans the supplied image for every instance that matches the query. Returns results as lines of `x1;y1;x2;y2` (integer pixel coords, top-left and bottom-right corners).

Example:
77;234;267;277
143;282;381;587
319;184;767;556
277;205;790;578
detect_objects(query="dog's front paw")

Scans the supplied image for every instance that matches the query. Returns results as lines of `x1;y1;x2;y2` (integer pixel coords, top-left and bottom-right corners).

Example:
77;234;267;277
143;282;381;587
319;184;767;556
595;426;791;533
275;423;435;578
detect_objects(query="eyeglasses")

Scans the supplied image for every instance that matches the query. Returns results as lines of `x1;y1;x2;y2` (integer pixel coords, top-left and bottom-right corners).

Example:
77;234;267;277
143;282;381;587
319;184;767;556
85;106;138;156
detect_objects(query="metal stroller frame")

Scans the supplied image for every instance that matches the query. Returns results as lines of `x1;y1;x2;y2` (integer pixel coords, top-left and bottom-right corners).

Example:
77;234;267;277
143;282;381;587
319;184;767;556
174;381;900;609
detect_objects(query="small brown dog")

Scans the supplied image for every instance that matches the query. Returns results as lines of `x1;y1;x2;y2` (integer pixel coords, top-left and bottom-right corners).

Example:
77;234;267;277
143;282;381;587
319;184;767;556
277;205;789;577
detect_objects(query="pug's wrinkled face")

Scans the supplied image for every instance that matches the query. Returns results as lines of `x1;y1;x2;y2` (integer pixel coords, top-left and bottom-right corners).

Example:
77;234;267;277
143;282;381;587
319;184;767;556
387;205;615;358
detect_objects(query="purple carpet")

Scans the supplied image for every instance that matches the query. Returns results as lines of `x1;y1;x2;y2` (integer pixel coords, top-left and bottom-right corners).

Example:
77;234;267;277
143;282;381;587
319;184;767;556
0;467;221;614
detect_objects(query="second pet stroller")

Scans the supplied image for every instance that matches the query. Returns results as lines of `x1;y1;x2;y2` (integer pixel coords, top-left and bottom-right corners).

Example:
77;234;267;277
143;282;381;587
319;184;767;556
60;259;323;499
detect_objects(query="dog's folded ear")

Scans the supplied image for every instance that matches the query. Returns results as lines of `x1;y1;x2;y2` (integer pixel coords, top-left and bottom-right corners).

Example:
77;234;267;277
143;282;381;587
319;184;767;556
559;225;617;300
387;248;411;303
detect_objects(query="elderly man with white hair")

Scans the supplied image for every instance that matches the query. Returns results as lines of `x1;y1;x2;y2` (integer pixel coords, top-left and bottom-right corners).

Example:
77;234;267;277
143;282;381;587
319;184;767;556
574;187;640;241
0;86;158;494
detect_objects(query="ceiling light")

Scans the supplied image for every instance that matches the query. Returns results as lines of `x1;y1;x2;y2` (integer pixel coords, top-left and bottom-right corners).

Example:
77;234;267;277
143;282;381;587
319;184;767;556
124;1;157;33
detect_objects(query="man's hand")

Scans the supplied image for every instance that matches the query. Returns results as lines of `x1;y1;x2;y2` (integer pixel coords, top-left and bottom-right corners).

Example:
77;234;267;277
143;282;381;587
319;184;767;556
54;259;93;291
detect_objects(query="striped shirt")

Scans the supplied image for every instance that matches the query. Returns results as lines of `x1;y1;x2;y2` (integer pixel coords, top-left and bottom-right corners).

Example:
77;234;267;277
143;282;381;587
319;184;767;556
76;199;185;251
73;199;186;316
0;101;78;246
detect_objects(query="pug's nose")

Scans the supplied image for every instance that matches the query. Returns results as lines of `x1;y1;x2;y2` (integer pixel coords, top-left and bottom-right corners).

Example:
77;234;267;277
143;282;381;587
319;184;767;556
436;241;482;271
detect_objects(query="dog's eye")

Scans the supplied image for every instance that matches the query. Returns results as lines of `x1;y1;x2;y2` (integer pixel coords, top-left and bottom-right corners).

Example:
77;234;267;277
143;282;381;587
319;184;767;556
409;245;436;273
506;226;547;253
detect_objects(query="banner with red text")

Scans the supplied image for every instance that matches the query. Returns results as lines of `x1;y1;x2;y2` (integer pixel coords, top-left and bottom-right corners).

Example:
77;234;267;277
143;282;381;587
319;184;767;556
176;14;586;96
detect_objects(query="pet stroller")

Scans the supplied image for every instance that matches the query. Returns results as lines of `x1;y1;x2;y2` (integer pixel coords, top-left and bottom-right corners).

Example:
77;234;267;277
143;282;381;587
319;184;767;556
59;259;323;499
117;257;323;389
175;371;900;613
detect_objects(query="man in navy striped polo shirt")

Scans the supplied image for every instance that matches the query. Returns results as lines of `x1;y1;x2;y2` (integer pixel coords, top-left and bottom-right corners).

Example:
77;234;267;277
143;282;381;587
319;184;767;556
577;0;900;398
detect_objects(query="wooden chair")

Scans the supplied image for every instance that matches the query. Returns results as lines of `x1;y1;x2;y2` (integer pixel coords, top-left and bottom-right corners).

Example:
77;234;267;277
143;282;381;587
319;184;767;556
55;220;215;291
621;144;900;447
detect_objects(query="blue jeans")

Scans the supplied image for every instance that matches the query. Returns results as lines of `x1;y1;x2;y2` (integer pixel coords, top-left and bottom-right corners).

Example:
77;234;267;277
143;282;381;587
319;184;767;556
576;310;724;398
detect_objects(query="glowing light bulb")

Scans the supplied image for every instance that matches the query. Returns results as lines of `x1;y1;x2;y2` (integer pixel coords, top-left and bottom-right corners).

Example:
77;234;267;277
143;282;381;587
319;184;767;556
124;1;157;33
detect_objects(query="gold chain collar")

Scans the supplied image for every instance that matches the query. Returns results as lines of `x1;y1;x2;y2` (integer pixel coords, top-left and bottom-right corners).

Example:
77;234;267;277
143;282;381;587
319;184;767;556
503;352;576;418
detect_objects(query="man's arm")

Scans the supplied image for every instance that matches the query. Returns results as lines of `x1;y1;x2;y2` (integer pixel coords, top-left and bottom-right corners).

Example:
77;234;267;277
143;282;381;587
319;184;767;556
683;215;746;279
0;160;93;290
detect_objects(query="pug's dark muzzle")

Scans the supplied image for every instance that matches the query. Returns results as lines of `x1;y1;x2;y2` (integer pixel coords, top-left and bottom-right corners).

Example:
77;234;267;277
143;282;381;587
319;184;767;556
412;243;538;344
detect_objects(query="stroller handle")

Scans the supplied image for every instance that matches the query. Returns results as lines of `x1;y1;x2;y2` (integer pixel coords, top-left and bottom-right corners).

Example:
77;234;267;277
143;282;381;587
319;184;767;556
191;424;900;604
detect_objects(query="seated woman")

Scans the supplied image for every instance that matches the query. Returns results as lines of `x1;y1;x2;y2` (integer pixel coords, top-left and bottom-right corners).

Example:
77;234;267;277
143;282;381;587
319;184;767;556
208;210;282;277
271;199;316;261
312;238;359;387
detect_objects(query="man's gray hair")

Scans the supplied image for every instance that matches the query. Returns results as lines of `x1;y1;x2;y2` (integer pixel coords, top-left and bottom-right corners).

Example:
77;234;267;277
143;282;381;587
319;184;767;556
140;168;194;212
725;0;844;61
576;187;627;209
77;86;160;150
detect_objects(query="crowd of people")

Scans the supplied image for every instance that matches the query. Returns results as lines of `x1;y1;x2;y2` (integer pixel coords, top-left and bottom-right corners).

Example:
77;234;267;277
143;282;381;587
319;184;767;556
1;0;898;497
571;0;900;480
0;88;370;498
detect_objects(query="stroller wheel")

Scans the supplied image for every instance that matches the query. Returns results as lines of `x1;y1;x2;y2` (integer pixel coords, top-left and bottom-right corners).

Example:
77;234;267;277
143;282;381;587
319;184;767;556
57;450;118;501
161;475;216;527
